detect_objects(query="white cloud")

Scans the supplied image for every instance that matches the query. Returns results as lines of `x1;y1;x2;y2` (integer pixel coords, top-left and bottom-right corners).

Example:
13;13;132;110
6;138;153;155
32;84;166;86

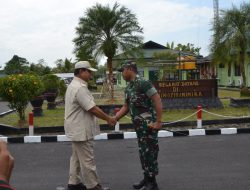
104;0;213;57
0;0;246;67
133;1;212;43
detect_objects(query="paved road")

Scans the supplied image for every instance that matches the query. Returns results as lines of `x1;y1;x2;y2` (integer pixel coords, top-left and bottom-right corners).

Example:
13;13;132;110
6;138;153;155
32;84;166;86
0;101;10;113
8;134;250;190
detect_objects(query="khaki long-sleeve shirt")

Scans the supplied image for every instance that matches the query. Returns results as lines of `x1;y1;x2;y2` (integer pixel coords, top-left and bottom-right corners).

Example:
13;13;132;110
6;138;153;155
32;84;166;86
64;77;100;141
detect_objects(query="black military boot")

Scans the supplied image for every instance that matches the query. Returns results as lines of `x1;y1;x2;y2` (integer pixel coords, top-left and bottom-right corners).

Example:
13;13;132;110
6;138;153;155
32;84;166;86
140;176;159;190
67;183;86;190
87;184;110;190
133;174;147;189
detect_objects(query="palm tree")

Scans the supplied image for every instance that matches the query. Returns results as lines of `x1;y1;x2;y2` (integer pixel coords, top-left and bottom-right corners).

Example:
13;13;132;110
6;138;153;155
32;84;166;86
211;2;250;88
166;42;175;50
73;2;143;100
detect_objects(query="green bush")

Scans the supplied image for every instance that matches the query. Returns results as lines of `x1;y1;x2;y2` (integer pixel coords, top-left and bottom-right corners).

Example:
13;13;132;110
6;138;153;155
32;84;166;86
42;74;60;93
88;80;97;90
58;80;67;99
0;74;44;123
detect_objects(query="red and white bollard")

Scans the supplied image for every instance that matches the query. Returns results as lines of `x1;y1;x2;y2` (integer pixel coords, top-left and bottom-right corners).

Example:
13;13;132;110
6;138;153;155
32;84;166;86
197;105;202;128
29;112;34;136
114;108;120;132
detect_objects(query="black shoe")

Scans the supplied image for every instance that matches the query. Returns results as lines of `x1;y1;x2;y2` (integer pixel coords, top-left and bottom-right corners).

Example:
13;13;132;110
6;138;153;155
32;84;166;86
87;184;110;190
133;179;146;189
67;183;86;190
133;174;147;189
140;182;159;190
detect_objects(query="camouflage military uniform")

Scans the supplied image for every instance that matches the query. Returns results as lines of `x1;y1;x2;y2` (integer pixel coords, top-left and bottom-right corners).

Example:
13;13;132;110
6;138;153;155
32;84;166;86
125;76;159;177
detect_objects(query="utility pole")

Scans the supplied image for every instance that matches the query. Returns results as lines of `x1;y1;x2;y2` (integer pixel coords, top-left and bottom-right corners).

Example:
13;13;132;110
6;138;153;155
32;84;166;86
213;0;219;27
213;0;219;46
213;0;219;78
179;51;181;80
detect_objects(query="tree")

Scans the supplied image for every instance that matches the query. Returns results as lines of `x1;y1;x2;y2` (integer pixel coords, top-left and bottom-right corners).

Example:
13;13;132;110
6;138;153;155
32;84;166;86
63;58;74;73
73;2;143;100
211;2;250;88
166;42;201;55
30;60;51;76
153;51;178;60
156;42;201;60
75;46;93;61
0;74;44;126
4;55;29;75
37;59;46;66
174;43;201;55
166;42;175;50
54;59;64;71
52;58;74;73
43;66;52;75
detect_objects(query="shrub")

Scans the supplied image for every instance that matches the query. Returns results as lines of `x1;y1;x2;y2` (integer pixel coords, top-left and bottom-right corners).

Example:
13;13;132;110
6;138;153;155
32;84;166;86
240;87;250;97
58;79;67;99
42;74;60;93
0;74;44;124
88;80;97;90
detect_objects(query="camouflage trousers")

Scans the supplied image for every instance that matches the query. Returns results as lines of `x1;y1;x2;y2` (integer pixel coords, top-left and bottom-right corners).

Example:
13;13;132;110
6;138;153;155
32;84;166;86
135;124;159;177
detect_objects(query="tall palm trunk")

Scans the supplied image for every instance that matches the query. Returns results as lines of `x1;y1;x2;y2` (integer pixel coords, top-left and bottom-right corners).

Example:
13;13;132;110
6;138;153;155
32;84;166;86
107;57;114;100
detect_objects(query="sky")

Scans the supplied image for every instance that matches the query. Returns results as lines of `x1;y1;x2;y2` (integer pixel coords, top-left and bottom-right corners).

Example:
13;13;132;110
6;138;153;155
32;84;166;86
0;0;247;68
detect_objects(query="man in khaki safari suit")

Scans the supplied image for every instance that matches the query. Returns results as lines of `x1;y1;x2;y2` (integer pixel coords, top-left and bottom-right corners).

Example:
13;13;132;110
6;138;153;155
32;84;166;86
64;61;116;190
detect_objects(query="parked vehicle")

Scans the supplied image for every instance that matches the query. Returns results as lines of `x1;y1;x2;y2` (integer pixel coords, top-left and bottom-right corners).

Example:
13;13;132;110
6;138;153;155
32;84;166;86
96;78;104;85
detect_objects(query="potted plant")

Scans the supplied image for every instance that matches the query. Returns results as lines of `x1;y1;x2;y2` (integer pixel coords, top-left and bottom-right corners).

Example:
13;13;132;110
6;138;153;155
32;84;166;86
0;74;44;127
30;94;44;116
42;74;60;109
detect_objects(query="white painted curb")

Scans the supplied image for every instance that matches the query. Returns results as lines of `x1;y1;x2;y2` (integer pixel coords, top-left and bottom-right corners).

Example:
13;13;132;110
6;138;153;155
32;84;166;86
24;136;41;143
221;128;237;135
0;137;8;142
158;130;173;137
57;135;70;142
94;133;108;140
124;132;137;139
189;129;206;136
2;127;249;144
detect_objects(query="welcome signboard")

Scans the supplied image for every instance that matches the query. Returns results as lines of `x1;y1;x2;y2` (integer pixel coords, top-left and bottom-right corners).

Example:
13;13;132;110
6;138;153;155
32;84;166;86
154;79;218;99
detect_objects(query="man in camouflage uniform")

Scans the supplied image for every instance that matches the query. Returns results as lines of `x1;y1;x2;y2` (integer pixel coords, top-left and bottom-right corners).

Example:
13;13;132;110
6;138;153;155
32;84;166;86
115;61;162;190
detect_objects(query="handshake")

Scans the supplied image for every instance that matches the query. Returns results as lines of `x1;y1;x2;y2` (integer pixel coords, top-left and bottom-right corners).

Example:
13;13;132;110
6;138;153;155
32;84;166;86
90;106;121;127
90;105;122;127
106;115;118;127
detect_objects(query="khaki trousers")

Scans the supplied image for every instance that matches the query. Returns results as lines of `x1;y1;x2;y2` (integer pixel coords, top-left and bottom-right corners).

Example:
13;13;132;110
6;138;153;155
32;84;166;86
68;141;99;189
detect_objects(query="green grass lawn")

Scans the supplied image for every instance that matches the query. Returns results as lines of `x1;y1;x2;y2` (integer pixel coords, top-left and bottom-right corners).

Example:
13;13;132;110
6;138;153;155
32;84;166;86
0;89;249;128
0;104;65;127
218;89;240;99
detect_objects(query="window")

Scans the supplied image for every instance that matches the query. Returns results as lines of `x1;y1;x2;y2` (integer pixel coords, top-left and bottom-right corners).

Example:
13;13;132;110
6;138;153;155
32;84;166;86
234;64;240;76
228;63;231;77
219;63;225;68
117;73;121;84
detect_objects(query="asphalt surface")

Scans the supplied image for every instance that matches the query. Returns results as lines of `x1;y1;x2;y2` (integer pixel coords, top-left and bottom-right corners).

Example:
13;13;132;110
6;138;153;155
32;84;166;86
7;134;250;190
0;101;10;113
